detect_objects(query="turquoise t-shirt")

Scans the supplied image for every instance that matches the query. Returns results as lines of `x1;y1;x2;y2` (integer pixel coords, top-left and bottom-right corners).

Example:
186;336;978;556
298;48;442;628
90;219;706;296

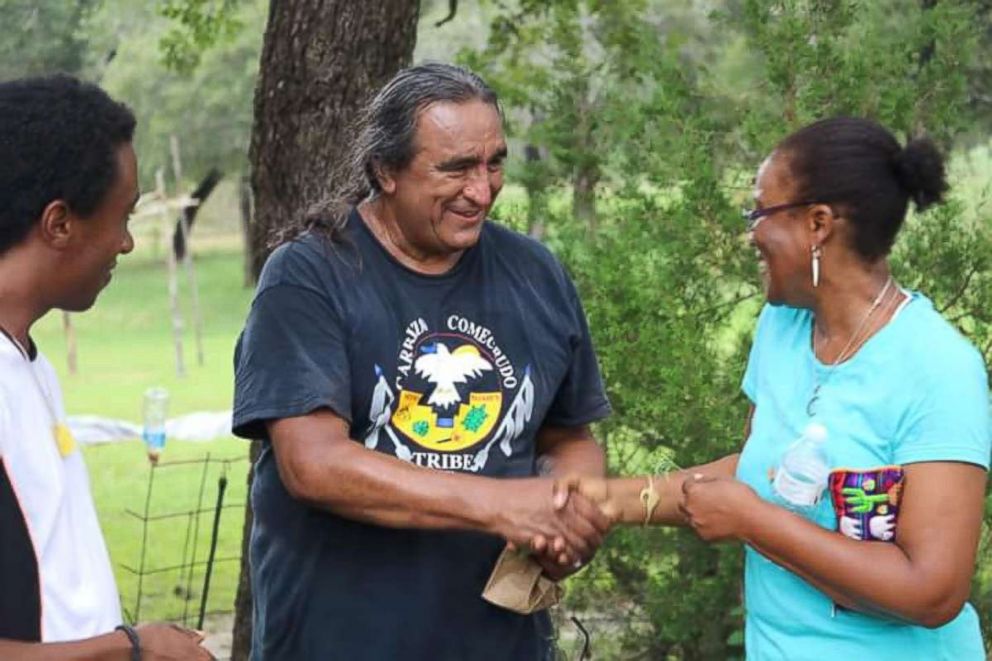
737;292;990;660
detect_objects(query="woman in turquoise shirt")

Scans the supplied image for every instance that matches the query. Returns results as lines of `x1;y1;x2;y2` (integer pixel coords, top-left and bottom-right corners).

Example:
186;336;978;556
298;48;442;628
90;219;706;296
557;117;989;659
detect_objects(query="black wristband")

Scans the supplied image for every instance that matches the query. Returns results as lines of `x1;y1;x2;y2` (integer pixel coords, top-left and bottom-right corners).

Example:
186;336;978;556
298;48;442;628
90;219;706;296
115;624;142;661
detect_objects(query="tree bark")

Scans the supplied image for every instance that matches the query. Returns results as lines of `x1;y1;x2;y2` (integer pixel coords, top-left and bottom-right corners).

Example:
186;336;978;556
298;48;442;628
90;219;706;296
231;2;420;658
523;142;547;240
246;0;421;279
238;175;254;288
570;89;600;233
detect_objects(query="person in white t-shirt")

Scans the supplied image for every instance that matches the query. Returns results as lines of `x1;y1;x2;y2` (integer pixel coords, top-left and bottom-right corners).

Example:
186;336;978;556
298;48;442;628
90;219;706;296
0;75;211;661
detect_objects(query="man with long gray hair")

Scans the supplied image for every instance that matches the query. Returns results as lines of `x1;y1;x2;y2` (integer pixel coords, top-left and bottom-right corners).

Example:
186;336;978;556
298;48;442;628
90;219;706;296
233;62;611;659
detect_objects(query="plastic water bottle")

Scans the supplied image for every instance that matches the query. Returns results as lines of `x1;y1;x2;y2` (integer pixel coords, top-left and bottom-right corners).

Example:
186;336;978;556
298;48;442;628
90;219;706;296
772;422;829;510
143;387;169;464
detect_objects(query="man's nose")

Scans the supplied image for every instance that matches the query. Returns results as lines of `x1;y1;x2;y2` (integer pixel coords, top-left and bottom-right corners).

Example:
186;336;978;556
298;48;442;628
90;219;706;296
462;169;494;208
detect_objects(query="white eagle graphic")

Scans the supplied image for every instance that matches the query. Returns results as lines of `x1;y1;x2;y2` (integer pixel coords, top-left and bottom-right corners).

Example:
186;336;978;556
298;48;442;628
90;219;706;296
414;342;493;408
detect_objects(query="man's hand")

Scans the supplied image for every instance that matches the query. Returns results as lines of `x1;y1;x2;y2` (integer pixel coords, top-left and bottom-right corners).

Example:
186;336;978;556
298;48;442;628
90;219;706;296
530;482;612;581
528;425;610;577
135;623;215;660
531;550;583;581
490;478;610;567
680;474;760;543
523;478;612;579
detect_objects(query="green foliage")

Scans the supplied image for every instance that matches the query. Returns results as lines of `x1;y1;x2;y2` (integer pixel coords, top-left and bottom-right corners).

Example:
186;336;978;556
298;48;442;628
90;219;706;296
0;0;265;187
158;0;246;74
731;0;978;147
0;0;266;188
468;0;992;657
0;0;97;78
85;438;249;625
965;0;992;142
93;0;265;185
32;233;253;419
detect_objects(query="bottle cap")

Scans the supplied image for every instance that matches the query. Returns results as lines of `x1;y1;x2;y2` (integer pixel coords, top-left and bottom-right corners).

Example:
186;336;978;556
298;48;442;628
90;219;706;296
804;422;828;443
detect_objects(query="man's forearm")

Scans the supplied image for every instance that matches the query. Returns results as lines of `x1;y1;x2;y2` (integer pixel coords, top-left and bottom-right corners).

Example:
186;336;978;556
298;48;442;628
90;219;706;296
0;632;131;661
271;412;611;555
279;435;505;533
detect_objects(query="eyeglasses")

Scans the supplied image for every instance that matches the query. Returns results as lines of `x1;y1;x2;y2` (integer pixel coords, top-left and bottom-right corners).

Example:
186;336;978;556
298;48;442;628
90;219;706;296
741;201;818;232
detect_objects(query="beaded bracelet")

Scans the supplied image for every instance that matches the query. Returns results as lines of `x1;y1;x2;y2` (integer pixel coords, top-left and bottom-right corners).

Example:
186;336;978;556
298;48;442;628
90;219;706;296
639;475;661;526
115;624;141;661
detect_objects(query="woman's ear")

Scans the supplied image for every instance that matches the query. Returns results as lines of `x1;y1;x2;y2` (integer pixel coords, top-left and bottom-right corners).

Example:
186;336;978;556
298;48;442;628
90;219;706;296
807;203;836;248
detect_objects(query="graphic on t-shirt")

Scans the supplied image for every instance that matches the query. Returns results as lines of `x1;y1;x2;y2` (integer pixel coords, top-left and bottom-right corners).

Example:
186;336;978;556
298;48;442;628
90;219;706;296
363;315;534;472
393;341;501;452
828;467;904;542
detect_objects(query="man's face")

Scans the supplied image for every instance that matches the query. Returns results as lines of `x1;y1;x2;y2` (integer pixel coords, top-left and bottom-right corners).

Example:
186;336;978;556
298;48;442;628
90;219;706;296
380;99;506;256
58;143;138;311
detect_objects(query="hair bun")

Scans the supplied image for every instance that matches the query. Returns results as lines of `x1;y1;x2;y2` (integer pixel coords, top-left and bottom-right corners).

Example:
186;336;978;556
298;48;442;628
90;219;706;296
893;137;948;212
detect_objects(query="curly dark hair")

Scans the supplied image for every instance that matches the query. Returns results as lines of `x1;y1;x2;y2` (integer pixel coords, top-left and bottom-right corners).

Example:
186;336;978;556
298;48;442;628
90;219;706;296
778;117;948;261
0;74;136;255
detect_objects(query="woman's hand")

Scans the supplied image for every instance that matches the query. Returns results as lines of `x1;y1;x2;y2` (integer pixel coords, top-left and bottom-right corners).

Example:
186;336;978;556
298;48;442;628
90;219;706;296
680;474;762;543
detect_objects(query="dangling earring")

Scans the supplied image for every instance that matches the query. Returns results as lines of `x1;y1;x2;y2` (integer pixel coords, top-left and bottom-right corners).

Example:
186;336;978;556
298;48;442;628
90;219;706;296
811;245;822;288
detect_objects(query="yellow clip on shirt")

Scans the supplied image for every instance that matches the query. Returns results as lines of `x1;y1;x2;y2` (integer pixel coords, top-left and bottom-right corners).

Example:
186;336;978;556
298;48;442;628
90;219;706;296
55;423;77;458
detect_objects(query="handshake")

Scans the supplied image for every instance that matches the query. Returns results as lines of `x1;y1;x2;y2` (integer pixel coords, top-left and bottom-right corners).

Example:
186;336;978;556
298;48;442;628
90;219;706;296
491;474;672;571
481;474;662;614
483;459;752;613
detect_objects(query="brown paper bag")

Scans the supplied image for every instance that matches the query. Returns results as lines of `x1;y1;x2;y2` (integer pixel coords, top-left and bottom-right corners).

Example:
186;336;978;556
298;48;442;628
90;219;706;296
481;546;563;614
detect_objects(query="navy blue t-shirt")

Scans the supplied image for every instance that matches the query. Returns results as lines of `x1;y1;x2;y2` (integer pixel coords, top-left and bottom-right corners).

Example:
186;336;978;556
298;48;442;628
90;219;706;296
233;209;611;660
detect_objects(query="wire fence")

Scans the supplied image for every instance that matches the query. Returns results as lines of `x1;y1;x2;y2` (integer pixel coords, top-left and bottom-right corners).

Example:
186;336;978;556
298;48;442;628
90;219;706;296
119;453;249;659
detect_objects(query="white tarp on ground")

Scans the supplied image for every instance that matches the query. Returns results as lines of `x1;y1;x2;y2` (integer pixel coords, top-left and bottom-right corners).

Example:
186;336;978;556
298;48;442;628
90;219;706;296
67;411;233;444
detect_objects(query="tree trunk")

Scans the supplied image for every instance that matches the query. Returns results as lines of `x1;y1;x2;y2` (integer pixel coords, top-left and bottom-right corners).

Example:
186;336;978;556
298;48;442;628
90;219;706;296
523;142;547;240
570;91;600;233
231;2;420;658
572;165;599;233
246;0;421;279
229;442;258;660
238;175;254;288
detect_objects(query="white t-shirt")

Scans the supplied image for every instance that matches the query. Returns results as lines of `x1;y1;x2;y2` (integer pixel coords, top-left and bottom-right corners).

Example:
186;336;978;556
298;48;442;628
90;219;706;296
0;332;121;642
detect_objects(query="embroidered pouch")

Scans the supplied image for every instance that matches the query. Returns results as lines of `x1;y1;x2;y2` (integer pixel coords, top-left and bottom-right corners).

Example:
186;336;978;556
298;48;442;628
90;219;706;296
828;466;904;542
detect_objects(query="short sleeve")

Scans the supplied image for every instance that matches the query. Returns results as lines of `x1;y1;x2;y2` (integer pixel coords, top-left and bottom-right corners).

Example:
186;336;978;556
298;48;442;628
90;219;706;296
894;343;991;469
0;394;7;459
741;305;771;403
232;283;351;440
543;276;612;427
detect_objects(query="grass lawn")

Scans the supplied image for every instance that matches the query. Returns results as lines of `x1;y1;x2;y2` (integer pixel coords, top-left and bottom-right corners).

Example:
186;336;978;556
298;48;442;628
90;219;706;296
86;438;250;626
31;234;254;624
33;241;253;419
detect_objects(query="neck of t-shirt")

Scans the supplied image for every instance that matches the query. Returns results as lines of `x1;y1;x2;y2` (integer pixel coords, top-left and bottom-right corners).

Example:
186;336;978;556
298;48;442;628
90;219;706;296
0;325;37;361
351;207;479;281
